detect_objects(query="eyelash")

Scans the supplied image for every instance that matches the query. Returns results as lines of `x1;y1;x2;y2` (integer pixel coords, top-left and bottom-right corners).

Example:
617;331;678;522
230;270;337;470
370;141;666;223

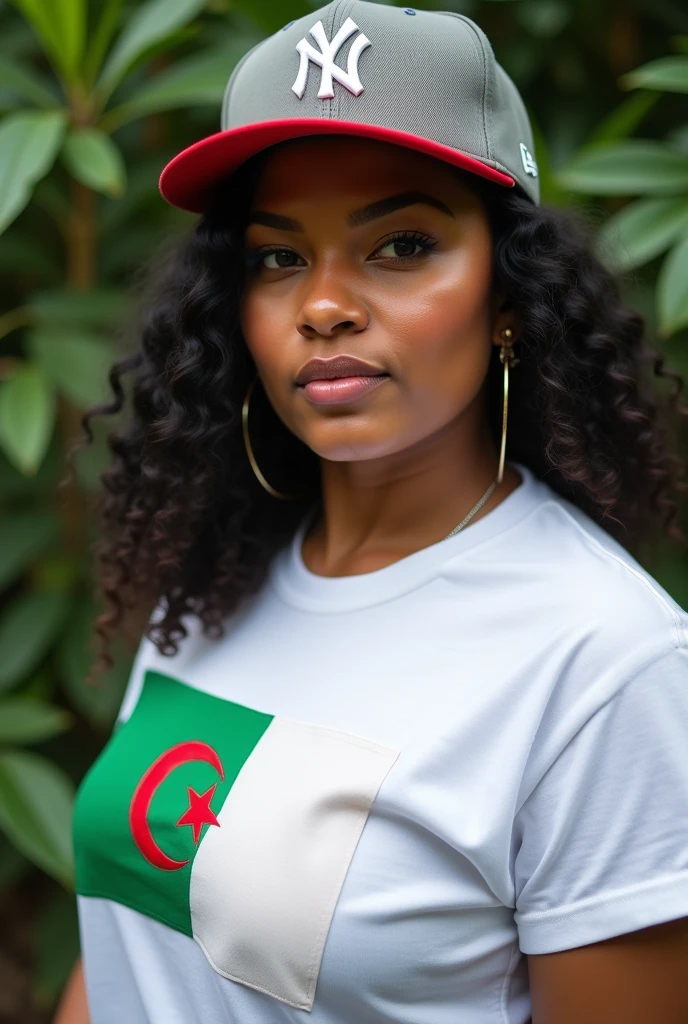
246;230;438;271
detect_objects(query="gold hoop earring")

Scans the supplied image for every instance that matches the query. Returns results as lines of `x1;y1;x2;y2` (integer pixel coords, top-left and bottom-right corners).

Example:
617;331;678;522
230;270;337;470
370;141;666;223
498;327;519;485
242;373;306;501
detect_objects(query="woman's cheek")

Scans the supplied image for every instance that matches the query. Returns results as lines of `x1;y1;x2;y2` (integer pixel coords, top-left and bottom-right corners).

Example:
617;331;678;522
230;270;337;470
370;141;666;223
240;288;283;363
381;260;492;362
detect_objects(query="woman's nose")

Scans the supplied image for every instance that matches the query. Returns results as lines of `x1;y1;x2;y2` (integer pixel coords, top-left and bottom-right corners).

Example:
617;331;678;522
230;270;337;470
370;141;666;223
296;276;369;339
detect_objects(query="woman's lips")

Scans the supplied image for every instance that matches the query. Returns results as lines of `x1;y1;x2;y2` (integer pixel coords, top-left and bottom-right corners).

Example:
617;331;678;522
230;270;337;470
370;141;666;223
299;375;390;405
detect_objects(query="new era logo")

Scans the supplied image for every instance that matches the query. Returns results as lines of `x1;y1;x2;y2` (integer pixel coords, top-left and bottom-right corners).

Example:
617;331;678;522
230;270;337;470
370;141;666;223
520;143;538;177
292;17;372;100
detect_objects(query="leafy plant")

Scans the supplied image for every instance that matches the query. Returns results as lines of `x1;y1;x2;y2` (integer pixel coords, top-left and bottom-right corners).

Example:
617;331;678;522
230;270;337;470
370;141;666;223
0;0;260;473
0;0;262;1009
558;46;688;338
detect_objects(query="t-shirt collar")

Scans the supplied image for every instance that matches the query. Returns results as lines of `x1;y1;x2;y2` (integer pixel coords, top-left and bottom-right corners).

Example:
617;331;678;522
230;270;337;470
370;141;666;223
270;461;547;613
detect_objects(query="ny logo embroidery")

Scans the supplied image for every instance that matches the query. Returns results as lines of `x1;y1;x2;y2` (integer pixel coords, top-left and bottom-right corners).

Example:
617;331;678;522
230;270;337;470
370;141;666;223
520;143;538;178
292;17;372;100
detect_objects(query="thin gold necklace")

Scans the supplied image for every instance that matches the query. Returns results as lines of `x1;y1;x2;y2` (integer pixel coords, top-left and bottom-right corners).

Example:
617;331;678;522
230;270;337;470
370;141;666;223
441;474;499;540
306;472;501;550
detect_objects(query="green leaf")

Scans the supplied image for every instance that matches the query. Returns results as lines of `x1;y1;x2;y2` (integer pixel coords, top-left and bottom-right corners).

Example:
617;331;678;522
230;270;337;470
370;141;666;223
96;0;208;102
558;141;688;196
60;127;126;197
0;749;74;887
596;197;688;271
621;56;688;94
100;37;259;131
10;0;87;86
585;91;659;146
27;286;130;328
34;889;80;1005
658;234;688;337
57;598;131;729
0;56;62;108
0;696;72;744
0;512;59;590
27;328;117;407
83;0;123;89
97;25;201;91
0;110;68;235
0;364;57;476
0;591;70;693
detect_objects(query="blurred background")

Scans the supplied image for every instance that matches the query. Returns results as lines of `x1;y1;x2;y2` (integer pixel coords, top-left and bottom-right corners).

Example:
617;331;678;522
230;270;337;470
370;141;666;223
0;0;687;1019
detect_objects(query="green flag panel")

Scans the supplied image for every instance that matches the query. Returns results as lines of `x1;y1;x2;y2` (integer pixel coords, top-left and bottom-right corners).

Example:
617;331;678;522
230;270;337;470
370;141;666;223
73;670;274;936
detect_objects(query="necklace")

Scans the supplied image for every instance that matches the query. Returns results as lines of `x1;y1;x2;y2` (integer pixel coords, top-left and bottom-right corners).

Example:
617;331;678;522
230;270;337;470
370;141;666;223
306;472;501;551
441;474;499;540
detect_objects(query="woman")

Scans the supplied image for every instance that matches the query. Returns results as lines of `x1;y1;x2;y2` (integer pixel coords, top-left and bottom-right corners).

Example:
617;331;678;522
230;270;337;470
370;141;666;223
57;4;688;1023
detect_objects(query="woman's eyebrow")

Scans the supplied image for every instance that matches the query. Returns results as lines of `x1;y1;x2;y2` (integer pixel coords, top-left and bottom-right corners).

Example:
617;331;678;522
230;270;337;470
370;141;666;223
348;191;456;227
246;191;455;233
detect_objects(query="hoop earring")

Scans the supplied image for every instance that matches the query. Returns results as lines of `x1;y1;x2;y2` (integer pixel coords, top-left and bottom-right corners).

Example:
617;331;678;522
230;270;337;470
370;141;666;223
498;327;519;485
242;373;307;501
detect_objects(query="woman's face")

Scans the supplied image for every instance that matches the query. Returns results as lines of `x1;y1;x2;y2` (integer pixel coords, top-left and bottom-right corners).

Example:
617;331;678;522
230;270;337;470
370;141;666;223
240;135;506;464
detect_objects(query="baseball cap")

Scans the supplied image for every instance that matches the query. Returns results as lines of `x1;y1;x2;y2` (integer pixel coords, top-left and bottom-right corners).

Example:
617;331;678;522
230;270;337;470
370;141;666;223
158;1;540;213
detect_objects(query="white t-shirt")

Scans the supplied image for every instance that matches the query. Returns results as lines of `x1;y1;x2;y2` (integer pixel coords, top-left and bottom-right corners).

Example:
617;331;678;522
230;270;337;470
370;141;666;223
73;460;688;1023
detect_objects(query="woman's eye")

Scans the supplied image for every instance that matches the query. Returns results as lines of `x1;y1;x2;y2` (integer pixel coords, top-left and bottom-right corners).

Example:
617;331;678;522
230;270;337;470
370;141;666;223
372;234;436;261
376;239;424;259
260;249;302;269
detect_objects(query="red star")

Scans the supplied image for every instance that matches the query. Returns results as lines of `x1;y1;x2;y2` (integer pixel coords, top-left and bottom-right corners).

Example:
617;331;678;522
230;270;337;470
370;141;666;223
176;783;221;845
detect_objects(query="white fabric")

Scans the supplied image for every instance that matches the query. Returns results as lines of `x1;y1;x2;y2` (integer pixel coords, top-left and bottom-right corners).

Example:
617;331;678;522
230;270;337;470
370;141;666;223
77;460;688;1023
189;716;399;1009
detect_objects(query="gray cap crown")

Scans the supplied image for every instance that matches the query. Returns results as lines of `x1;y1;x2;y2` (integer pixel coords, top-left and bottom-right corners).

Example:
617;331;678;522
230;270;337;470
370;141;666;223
222;1;539;204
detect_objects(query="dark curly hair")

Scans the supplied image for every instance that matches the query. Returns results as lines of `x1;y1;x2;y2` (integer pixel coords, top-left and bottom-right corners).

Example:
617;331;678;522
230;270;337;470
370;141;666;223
68;143;688;685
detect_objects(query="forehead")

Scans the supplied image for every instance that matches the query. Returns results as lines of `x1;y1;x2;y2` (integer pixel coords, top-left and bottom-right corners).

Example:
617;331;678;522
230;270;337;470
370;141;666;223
247;136;469;210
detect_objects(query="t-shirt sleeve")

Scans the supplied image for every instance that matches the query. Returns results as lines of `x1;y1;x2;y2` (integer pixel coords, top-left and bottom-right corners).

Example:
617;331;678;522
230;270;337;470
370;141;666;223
513;641;688;954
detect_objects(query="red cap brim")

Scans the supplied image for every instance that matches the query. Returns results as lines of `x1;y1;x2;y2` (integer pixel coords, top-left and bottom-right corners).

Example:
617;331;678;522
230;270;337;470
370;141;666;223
158;118;515;213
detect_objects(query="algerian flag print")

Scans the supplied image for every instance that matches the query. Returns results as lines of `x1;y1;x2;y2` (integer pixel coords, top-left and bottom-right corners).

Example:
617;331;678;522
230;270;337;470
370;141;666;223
73;669;399;1011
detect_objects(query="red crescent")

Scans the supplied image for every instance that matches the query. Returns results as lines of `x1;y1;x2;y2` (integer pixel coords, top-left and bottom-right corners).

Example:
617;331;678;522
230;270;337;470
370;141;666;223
129;740;224;871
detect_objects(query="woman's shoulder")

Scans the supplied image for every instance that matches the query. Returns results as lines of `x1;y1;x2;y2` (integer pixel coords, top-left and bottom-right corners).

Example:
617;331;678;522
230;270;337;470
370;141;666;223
538;486;685;641
483;483;688;803
460;470;688;671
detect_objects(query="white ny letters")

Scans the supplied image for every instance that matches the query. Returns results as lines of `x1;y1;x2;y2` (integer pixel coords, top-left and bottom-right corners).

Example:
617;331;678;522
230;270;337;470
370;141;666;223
292;17;372;100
